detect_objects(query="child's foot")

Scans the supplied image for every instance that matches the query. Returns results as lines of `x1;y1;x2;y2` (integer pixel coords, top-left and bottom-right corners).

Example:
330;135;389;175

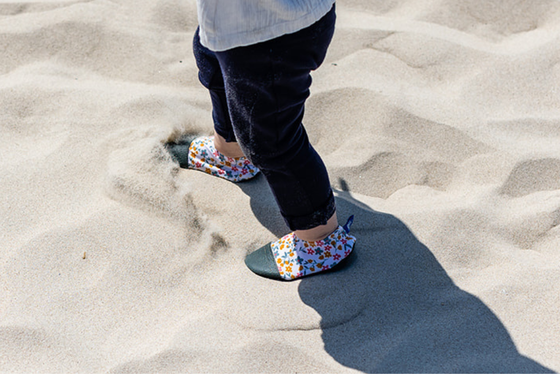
245;216;356;281
167;136;260;182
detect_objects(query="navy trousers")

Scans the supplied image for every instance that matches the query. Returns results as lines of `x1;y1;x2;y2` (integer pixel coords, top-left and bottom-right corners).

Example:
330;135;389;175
193;6;336;231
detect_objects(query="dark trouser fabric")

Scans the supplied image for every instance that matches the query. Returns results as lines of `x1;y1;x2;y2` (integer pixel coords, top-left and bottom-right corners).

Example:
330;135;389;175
193;6;336;231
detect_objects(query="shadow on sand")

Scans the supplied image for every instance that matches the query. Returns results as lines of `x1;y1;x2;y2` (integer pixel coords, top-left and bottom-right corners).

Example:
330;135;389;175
239;177;553;373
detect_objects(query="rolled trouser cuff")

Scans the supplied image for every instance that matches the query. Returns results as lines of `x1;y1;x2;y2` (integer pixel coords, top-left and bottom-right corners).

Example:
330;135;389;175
283;190;336;231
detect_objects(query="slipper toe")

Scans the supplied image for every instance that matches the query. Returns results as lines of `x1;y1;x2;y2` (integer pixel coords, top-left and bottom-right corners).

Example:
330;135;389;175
166;143;190;168
165;135;197;169
244;243;284;281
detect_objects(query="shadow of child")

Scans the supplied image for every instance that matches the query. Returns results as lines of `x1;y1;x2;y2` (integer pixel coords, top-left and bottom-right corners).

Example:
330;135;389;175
296;191;552;373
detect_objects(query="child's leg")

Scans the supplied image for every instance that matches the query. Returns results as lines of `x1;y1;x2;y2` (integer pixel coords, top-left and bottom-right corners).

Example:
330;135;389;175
193;27;244;158
185;28;258;181
215;6;337;233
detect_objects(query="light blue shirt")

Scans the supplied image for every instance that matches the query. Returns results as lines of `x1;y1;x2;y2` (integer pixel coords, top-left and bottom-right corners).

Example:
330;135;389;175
196;0;335;51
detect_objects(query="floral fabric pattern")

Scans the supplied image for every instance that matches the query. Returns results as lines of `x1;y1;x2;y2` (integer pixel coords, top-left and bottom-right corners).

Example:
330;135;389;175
271;226;356;280
188;136;260;182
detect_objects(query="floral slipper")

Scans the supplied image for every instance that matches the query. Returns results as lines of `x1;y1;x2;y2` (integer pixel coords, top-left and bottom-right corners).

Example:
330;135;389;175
167;136;260;183
245;216;356;281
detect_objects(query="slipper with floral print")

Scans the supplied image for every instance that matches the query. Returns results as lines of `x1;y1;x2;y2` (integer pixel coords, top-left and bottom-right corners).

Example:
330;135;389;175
166;136;260;183
245;216;356;281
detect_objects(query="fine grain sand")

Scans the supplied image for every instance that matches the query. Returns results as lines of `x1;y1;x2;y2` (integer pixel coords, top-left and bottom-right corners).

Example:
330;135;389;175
1;0;560;372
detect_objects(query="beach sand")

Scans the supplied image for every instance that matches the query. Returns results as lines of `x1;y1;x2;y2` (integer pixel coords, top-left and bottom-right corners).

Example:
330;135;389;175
1;0;559;372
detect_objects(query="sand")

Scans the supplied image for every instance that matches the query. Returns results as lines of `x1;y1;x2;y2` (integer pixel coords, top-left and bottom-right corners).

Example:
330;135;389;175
1;0;559;372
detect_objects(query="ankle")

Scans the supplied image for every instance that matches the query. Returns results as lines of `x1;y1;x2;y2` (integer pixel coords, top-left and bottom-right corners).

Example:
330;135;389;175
213;131;245;158
294;212;338;242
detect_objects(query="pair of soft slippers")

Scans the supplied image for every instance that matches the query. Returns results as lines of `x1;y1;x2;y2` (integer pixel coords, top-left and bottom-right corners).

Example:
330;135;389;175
166;136;356;281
